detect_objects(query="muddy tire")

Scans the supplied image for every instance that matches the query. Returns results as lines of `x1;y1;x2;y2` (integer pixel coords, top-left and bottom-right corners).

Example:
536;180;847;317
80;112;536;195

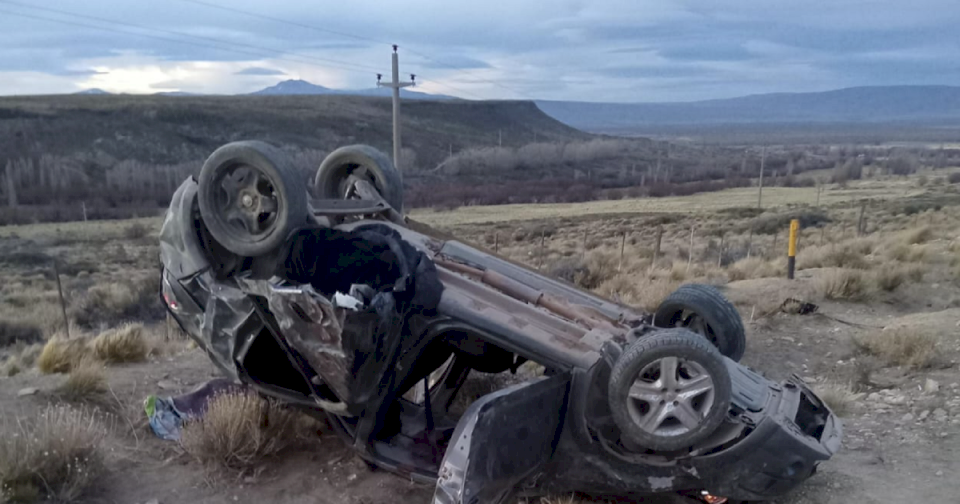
608;329;731;452
197;141;308;257
314;145;404;212
654;284;746;362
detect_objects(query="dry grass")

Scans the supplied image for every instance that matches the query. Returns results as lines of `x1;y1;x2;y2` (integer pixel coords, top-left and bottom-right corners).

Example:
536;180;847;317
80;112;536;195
90;323;148;364
812;382;862;417
727;256;781;281
0;405;108;503
57;359;107;400
36;336;89;374
903;226;934;245
180;392;302;471
817;269;871;301
70;276;161;330
797;244;869;270
596;275;679;312
854;327;939;369
873;266;908;292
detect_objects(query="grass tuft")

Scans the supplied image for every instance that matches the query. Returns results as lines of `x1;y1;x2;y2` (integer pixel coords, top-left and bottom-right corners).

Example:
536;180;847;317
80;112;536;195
0;405;108;503
812;382;862;417
817;269;871;301
854;327;938;369
90;323;148;364
36;337;88;374
180;392;302;471
57;359;107;401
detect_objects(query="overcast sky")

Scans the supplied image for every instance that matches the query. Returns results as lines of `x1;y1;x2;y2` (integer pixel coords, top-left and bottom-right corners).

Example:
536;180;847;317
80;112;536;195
0;0;957;102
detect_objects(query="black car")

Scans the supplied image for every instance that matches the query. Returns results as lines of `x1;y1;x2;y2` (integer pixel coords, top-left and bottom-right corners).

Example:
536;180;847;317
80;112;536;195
159;140;841;504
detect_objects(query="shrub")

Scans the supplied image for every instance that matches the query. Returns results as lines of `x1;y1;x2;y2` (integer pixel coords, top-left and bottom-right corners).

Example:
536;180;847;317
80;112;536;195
180;392;301;470
596;275;679;312
0;405;108;502
37;337;88;374
873;267;906;292
903;226;933;245
90;323;148;364
751;210;831;235
948;172;960;184
71;277;162;330
812;382;862;417
727;257;780;281
57;359;107;400
123;222;150;240
817;269;870;301
854;327;938;369
0;321;43;348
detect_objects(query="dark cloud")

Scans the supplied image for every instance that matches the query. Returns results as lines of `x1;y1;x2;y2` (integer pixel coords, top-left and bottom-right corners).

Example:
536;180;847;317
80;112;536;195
234;67;286;76
0;0;958;100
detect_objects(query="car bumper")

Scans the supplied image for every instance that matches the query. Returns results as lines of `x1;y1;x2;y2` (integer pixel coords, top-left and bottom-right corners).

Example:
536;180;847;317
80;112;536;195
702;377;843;500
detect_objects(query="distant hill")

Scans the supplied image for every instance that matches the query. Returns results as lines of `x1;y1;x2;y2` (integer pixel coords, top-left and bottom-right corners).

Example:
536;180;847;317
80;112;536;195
0;94;584;171
74;88;110;95
251;79;455;100
536;86;960;131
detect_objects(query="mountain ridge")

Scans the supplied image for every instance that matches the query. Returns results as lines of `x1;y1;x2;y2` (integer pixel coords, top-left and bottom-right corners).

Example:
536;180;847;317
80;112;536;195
535;85;960;130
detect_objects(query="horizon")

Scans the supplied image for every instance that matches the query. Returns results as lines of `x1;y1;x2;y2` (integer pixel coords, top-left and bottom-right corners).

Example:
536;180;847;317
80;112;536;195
5;80;958;106
0;0;957;101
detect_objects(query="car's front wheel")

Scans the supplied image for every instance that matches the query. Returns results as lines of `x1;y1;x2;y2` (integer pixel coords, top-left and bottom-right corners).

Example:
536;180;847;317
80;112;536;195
608;329;732;452
197;140;308;257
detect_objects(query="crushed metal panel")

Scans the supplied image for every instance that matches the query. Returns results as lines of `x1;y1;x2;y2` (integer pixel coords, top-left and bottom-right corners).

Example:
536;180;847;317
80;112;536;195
433;374;570;504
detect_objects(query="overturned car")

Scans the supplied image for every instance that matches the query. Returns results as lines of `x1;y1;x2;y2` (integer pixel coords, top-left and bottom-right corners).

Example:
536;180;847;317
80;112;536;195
159;141;841;504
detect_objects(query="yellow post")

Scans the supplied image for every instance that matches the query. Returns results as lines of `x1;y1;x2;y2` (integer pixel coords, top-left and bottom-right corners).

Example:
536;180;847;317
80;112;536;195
787;219;799;279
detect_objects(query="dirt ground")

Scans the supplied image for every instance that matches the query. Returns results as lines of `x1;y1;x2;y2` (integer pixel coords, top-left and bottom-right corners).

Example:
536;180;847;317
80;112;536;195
2;174;960;504
4;282;958;504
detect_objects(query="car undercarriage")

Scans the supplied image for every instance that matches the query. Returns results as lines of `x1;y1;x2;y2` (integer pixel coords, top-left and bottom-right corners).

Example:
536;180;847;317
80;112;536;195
159;141;841;504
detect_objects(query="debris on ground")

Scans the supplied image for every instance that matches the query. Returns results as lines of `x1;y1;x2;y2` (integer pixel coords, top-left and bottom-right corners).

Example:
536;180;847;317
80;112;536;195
145;378;244;440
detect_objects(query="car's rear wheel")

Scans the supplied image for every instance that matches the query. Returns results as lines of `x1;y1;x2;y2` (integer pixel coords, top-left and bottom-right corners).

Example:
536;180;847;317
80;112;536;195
608;329;731;452
314;145;404;212
197;140;308;257
654;284;746;362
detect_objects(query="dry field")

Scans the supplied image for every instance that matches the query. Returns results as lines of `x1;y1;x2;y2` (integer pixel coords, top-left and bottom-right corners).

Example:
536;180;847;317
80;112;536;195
1;167;959;504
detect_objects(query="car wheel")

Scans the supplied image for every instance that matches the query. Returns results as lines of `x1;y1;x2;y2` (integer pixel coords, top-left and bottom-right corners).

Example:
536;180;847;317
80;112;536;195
654;284;746;362
197;140;308;257
608;329;732;452
314;145;404;212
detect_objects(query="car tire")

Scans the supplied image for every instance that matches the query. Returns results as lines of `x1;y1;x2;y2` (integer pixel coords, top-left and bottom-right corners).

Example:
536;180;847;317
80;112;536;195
314;145;404;213
654;284;746;362
197;140;308;257
608;329;732;452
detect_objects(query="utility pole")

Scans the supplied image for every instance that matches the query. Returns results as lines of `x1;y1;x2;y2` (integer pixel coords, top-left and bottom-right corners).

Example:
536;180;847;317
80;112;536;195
757;146;766;209
377;45;415;173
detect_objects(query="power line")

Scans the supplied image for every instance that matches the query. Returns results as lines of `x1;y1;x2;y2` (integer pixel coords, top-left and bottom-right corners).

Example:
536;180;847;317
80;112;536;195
403;48;536;100
0;0;383;74
171;0;535;100
174;0;391;47
0;8;377;78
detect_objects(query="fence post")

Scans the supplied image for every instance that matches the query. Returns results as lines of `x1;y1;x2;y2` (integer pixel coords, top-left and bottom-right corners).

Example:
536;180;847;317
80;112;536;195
787;219;799;279
857;201;867;236
618;232;626;273
717;233;724;268
581;229;587;261
537;228;545;271
687;225;694;272
746;228;753;259
53;260;69;337
653;224;663;267
494;232;499;254
81;201;88;221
